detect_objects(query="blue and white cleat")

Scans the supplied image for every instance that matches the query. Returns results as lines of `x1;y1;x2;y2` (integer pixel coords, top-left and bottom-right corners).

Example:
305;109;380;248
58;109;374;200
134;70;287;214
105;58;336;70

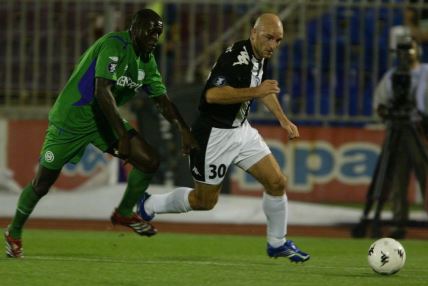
137;193;155;222
267;240;310;263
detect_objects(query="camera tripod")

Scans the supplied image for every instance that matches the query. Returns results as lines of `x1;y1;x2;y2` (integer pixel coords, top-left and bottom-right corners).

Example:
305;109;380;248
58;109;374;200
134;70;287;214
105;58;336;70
351;116;428;238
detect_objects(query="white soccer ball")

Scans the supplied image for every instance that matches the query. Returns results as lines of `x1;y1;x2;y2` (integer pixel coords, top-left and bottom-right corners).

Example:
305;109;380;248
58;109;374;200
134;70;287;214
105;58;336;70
367;237;406;275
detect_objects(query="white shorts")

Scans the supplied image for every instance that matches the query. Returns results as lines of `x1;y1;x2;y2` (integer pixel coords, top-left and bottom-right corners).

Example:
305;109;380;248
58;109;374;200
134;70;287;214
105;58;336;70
189;120;271;185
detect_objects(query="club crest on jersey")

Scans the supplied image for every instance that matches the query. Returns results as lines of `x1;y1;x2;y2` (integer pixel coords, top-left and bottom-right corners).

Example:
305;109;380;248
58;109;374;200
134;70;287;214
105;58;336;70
233;46;249;66
44;151;55;163
213;76;226;87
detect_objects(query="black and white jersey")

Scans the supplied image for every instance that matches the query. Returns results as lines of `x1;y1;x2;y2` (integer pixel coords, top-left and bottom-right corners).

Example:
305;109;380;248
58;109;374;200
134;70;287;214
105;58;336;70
197;39;268;128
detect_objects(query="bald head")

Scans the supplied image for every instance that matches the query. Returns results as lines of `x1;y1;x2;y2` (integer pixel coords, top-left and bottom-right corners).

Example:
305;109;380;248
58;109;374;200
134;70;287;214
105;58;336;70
251;13;283;59
253;13;283;31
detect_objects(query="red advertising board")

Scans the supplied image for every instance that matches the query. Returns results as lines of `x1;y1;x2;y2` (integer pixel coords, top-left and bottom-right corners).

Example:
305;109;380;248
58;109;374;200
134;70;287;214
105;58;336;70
230;125;417;203
6;120;418;204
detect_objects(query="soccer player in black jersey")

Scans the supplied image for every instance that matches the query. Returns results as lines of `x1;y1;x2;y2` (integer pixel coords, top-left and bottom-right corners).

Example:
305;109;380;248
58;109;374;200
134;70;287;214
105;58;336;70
138;13;310;262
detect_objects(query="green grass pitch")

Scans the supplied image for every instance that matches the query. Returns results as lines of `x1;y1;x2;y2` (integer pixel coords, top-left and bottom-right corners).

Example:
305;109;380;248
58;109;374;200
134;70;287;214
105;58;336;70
0;229;427;286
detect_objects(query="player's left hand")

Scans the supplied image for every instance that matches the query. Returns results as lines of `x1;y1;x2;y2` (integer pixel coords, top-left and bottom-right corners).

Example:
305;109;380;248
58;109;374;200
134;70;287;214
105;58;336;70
281;120;300;139
180;129;199;156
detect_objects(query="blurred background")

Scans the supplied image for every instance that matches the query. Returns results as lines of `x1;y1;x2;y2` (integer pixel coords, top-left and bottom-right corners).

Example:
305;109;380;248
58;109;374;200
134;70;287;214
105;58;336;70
1;0;428;231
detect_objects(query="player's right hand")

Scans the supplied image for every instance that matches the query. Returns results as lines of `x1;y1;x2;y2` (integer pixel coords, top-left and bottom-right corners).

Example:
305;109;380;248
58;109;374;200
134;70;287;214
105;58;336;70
180;128;199;156
257;80;280;97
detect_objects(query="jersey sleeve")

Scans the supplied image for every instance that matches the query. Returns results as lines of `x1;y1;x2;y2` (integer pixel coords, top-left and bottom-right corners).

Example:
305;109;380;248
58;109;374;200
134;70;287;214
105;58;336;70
95;37;126;81
141;55;167;98
205;49;236;89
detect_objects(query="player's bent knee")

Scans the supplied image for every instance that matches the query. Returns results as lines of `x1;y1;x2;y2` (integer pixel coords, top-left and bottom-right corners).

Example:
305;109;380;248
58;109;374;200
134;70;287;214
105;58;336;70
31;168;60;197
190;183;221;210
31;180;52;197
191;200;217;210
189;195;218;210
266;175;287;196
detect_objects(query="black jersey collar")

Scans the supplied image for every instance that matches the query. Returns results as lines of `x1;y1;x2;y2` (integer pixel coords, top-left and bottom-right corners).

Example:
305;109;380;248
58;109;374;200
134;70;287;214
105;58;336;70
244;39;255;58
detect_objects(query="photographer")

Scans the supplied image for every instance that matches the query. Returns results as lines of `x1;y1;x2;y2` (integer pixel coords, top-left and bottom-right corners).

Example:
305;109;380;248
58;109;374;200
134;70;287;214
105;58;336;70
372;37;428;238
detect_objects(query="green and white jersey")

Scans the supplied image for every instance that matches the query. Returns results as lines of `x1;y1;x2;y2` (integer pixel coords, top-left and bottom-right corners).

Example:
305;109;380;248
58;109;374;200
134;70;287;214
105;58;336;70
49;31;166;133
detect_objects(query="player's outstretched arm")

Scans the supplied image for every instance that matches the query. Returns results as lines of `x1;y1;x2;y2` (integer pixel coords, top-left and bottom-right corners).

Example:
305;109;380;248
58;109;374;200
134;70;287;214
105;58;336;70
94;77;131;158
206;80;280;104
260;93;299;139
151;94;198;155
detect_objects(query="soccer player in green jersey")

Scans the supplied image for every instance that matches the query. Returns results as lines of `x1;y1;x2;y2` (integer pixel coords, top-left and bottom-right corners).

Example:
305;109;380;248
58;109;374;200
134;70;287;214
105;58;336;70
4;9;197;258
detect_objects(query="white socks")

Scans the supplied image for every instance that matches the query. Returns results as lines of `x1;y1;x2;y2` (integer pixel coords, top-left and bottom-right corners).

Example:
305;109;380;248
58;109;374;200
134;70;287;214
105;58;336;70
144;188;287;248
144;187;193;215
263;192;288;248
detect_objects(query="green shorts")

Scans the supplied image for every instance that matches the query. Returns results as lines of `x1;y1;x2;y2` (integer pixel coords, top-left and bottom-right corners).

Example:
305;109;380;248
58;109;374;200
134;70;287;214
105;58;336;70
39;121;134;170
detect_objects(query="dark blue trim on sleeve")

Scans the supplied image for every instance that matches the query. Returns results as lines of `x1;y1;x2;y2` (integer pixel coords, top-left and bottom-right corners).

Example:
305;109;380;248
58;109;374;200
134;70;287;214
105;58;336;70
74;59;97;106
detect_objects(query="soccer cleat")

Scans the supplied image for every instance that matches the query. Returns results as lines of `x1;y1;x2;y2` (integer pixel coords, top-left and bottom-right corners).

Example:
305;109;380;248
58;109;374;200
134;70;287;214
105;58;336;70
137;193;155;222
267;240;310;263
110;209;157;237
5;230;23;258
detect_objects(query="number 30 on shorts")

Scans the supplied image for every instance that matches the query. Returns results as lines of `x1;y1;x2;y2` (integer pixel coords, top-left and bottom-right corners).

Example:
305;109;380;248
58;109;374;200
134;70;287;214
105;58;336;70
208;164;227;179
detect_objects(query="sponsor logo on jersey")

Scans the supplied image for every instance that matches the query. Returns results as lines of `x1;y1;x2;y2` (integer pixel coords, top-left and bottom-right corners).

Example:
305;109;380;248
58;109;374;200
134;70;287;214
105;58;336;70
44;151;55;163
213;76;226;87
117;76;142;91
233;46;250;66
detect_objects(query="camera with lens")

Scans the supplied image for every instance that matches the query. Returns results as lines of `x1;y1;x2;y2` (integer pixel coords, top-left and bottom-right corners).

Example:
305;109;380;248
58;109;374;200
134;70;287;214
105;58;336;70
388;38;415;118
